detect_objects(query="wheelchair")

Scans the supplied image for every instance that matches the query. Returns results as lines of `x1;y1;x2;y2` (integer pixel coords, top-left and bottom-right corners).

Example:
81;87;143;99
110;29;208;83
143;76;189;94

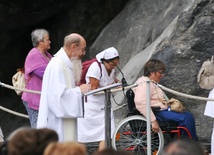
111;89;192;155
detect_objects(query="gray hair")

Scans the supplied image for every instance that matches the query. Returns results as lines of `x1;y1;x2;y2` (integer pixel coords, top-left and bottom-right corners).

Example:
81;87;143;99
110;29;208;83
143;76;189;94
31;29;49;47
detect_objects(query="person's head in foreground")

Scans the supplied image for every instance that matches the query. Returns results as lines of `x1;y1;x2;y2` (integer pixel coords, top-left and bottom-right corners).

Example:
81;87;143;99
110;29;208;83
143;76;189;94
44;141;86;155
0;127;58;155
160;138;204;155
93;148;132;155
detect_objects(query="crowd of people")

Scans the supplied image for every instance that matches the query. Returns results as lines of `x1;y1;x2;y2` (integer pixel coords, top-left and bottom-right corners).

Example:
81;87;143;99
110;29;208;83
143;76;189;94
0;28;212;155
0;127;206;155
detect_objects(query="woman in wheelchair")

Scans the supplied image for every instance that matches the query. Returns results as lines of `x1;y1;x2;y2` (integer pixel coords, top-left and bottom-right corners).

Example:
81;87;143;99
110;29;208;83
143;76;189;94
132;59;198;139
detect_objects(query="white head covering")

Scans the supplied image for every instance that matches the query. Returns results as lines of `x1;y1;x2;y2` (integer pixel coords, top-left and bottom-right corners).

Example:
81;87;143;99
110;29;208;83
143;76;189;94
96;47;119;62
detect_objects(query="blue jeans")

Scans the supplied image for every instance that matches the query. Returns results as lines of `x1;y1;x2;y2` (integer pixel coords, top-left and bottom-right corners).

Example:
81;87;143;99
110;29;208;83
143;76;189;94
22;100;38;128
155;109;198;139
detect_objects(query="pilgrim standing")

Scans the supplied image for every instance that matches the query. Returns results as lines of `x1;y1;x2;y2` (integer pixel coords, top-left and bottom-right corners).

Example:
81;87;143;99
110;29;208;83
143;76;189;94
22;29;52;128
37;33;91;142
78;47;120;150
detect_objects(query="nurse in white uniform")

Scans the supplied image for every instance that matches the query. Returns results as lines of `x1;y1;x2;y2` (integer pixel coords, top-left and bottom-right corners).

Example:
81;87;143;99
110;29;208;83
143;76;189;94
78;47;120;150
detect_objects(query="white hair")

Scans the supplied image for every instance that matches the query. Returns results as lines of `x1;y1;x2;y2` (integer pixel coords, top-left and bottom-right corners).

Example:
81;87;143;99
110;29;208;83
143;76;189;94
70;58;82;84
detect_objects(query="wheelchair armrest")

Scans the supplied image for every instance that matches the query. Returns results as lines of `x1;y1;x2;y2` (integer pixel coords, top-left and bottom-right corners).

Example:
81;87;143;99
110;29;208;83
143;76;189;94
151;106;161;111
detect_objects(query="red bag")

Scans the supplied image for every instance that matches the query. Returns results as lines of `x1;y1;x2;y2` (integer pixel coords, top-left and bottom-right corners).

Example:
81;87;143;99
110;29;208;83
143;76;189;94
79;58;102;85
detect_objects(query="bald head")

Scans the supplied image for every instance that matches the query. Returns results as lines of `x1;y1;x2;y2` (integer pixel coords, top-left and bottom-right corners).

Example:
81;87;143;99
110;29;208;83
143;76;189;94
63;33;86;59
63;33;85;49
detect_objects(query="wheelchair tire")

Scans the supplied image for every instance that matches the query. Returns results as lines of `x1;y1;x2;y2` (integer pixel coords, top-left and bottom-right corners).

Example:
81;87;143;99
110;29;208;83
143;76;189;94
112;115;164;155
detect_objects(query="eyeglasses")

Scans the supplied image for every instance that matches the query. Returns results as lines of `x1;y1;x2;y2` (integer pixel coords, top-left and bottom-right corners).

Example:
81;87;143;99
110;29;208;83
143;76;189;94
75;44;86;54
107;62;118;67
158;70;165;75
43;38;50;42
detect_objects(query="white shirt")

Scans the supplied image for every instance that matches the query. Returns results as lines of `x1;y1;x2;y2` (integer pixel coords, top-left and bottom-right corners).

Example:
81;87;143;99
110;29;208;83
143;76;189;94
37;48;82;142
78;61;116;142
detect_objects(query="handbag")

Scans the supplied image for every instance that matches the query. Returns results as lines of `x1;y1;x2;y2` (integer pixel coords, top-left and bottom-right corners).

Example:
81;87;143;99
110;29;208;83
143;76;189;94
166;98;185;113
197;55;214;90
152;80;185;113
12;68;26;95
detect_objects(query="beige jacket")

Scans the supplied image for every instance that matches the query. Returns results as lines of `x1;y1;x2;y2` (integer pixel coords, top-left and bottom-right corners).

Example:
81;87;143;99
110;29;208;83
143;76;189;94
133;76;167;122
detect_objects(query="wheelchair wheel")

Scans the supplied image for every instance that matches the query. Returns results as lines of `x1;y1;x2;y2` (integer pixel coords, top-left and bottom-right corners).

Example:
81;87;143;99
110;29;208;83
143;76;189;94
112;115;164;155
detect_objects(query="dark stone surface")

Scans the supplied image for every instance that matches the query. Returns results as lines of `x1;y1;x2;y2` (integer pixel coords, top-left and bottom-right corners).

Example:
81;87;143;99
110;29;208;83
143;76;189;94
0;0;128;97
90;0;214;141
152;0;214;140
0;0;128;138
90;0;193;68
0;96;30;138
1;0;214;147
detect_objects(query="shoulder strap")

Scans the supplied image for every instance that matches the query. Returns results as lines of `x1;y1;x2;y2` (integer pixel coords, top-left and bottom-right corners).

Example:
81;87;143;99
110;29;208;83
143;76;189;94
95;58;102;78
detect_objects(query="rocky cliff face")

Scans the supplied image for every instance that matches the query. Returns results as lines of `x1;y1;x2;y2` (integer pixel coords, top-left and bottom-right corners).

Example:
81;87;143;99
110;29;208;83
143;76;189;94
91;0;214;141
153;0;214;140
0;0;213;143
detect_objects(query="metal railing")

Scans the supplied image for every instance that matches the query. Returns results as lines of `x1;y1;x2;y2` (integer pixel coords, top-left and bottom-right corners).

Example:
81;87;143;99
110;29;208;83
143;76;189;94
0;81;214;119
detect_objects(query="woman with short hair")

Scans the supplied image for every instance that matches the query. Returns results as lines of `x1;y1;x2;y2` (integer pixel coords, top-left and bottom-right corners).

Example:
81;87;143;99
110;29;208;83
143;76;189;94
133;59;197;139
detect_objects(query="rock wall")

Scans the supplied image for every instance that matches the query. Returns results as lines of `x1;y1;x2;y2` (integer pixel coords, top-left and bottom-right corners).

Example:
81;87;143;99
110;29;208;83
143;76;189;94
0;0;213;143
90;0;214;141
0;0;128;138
0;0;128;97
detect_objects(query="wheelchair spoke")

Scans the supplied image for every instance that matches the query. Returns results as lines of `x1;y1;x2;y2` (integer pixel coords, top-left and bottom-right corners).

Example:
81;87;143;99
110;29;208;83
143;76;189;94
112;115;164;155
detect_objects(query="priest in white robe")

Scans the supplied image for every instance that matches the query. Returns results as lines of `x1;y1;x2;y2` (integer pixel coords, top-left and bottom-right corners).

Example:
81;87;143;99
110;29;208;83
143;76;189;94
37;33;91;142
204;88;214;155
